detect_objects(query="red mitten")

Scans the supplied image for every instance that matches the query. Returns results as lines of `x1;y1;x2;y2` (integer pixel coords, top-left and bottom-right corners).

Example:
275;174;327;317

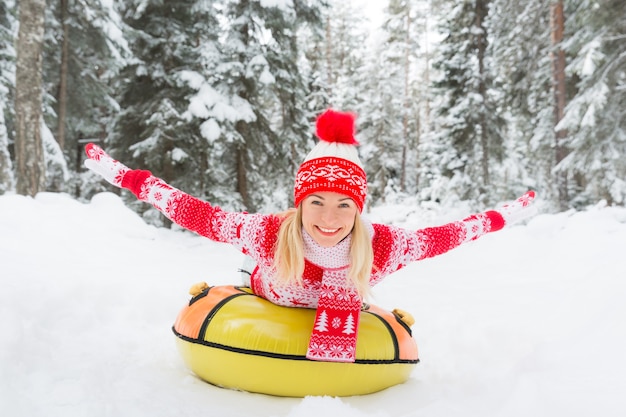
497;191;537;226
84;143;152;197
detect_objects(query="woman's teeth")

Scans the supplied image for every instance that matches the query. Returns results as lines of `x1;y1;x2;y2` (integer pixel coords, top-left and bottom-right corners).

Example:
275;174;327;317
318;226;339;233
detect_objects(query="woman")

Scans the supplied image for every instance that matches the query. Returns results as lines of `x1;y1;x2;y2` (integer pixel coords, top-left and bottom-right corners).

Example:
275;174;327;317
85;109;536;363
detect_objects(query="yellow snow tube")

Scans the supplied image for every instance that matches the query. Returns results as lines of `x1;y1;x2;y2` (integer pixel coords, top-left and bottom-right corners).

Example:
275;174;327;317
172;285;419;397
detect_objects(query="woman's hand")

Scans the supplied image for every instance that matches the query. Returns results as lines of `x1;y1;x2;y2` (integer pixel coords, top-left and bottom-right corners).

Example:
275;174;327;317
84;143;130;188
497;191;537;225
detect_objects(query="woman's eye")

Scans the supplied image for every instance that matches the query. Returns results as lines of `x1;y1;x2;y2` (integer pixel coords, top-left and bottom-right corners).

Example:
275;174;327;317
311;200;322;206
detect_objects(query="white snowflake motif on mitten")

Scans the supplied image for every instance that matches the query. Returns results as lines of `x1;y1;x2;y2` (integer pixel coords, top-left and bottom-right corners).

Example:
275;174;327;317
498;191;537;225
84;143;129;187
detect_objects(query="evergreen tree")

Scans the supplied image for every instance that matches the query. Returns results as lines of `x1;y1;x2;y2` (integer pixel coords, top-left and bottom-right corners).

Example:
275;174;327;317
487;0;551;201
206;0;322;212
263;0;324;207
299;25;331;116
108;0;218;219
427;0;506;206
322;0;369;110
298;0;369;157
359;13;407;204
359;0;424;205
557;0;626;206
41;0;129;193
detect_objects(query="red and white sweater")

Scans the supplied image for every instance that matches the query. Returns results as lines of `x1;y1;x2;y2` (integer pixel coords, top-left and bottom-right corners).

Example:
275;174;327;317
122;170;505;362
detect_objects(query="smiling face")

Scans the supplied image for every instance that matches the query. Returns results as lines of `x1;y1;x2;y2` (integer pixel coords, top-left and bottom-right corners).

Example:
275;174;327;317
300;191;358;247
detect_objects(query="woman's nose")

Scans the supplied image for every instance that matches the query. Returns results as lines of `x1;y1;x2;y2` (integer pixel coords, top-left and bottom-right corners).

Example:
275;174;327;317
320;207;338;223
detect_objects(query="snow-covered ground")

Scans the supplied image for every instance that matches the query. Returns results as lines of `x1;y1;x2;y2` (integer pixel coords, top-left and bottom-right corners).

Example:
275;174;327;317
1;191;625;417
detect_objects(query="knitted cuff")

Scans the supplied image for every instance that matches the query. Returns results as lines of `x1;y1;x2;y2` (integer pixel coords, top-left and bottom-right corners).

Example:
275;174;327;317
121;169;152;198
485;210;505;232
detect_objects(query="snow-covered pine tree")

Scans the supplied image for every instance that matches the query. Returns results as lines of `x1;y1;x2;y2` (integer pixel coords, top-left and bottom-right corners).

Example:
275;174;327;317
260;0;324;209
320;0;369;111
556;0;626;207
487;0;550;201
107;0;218;219
299;20;331;116
206;0;323;212
40;0;129;193
427;0;506;206
358;0;425;205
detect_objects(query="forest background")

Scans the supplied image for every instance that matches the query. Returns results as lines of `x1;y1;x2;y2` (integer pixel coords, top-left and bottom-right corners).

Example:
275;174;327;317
1;0;625;224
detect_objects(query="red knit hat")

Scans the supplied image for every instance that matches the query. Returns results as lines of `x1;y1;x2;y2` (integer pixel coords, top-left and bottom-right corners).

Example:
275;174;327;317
294;109;367;211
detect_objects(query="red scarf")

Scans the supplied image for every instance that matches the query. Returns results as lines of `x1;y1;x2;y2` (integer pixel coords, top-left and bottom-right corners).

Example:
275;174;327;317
301;231;363;362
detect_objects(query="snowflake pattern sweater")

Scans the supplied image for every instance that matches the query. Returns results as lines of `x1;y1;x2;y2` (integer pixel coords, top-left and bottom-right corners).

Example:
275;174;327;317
121;169;505;362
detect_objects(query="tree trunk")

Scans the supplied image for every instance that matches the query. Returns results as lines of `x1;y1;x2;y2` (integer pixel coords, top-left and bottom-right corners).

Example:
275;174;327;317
413;109;421;191
422;12;431;137
476;0;490;189
550;1;568;209
236;145;250;210
235;119;251;210
57;0;70;150
400;7;410;192
15;0;46;197
325;15;334;89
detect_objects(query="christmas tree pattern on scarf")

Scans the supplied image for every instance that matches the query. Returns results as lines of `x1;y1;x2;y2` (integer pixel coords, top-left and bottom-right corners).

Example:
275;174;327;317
306;268;362;362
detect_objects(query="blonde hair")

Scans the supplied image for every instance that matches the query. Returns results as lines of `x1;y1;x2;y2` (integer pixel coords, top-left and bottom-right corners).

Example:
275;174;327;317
273;206;373;298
